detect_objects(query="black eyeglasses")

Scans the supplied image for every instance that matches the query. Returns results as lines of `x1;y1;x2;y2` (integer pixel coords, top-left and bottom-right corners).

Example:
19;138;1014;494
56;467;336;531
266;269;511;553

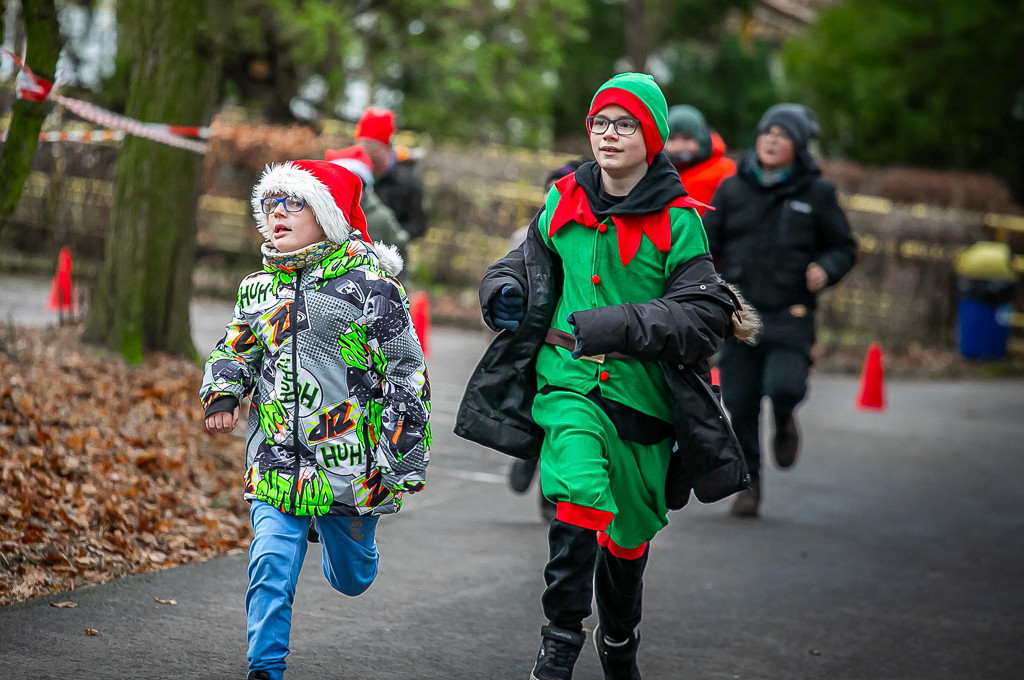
586;115;641;136
260;195;306;214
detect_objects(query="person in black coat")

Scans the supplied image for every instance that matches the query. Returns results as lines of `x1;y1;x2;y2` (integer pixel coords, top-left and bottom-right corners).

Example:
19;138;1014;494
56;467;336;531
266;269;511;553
703;104;857;518
353;107;429;241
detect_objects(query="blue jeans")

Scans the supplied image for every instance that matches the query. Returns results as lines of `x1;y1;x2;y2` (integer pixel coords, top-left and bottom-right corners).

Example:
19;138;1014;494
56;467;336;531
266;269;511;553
246;501;380;680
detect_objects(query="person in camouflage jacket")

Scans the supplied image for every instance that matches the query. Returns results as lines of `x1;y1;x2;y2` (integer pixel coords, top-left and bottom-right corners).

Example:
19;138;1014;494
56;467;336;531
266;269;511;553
200;159;429;680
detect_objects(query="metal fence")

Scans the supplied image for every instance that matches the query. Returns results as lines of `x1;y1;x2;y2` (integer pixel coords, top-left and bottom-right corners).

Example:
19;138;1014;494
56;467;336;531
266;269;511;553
5;142;1024;355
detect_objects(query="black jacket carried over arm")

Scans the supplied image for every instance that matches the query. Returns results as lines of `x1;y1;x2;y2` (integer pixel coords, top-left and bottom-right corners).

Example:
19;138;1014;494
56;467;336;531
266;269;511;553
456;166;751;507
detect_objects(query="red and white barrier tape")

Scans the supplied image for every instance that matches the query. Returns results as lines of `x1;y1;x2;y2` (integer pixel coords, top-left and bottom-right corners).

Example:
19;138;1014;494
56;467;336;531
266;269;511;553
0;129;125;143
50;94;209;153
1;48;209;154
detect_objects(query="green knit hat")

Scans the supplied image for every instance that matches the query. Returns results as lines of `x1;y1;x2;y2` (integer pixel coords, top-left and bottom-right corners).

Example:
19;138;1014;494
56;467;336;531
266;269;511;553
587;72;669;163
667;105;712;159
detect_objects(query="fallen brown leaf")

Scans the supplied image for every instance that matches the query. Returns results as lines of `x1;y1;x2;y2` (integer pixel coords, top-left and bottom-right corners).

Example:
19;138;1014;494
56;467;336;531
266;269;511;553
0;326;252;606
84;628;99;636
154;597;177;605
49;601;78;608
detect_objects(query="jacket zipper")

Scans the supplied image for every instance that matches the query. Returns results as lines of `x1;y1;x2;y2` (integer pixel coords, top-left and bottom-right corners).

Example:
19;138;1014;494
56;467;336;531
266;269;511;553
288;269;303;514
245;425;258;457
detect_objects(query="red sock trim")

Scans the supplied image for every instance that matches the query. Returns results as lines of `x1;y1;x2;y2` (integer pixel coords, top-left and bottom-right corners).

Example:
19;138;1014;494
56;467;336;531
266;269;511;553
597;531;648;560
556;502;613;532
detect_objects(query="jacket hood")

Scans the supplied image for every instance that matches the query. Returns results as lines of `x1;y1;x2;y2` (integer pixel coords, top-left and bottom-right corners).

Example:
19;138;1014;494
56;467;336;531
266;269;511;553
710;131;726;160
574;152;687;219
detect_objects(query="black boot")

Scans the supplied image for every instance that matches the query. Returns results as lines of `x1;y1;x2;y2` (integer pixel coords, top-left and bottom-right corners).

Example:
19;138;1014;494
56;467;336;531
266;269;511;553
593;543;648;679
532;518;598;679
246;671;272;680
531;624;587;680
773;412;800;469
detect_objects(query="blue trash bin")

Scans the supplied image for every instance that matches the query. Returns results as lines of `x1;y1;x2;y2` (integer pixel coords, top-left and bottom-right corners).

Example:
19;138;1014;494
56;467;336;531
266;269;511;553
955;242;1017;360
957;294;1011;359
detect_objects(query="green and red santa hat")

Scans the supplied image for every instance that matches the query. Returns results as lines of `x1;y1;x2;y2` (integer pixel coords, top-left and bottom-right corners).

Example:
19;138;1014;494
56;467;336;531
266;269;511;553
587;72;669;164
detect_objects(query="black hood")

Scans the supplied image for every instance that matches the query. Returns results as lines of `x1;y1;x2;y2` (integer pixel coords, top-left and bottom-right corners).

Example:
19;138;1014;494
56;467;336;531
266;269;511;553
574;152;687;219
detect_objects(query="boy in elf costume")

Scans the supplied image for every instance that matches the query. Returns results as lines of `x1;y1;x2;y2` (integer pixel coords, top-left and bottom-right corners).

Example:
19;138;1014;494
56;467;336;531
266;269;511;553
456;74;756;680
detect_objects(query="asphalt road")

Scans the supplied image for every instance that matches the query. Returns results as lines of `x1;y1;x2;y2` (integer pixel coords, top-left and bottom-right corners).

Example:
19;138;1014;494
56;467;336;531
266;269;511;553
1;275;1022;679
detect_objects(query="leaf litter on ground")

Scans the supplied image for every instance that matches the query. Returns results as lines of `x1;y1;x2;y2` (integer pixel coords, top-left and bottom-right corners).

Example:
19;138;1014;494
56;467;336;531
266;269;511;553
0;325;251;606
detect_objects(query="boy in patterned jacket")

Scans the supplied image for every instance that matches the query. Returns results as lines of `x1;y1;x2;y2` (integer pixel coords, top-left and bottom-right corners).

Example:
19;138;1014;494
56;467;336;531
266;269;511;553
200;160;430;680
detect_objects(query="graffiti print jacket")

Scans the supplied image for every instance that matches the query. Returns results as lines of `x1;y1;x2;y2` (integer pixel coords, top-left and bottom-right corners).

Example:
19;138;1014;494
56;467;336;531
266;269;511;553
200;238;430;517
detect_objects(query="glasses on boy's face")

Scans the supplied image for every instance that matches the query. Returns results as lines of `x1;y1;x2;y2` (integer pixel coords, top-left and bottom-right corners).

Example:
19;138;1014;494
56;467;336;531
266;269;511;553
586;115;641;136
260;195;306;214
759;129;791;142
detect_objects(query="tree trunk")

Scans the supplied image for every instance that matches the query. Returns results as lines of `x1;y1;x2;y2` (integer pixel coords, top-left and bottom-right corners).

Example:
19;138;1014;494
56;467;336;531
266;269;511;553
0;0;62;237
83;0;223;363
623;0;649;72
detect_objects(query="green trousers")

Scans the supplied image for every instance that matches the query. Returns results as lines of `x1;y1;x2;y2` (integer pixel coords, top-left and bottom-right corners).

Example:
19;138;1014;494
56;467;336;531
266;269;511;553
532;389;672;549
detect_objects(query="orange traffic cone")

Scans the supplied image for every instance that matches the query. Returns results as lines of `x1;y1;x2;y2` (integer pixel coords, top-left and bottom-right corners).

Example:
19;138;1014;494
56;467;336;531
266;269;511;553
855;342;886;411
410;291;431;359
47;247;77;321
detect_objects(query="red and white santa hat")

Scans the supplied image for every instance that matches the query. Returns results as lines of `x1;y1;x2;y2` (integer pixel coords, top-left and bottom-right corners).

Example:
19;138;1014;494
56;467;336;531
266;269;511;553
325;145;375;187
251;159;402;274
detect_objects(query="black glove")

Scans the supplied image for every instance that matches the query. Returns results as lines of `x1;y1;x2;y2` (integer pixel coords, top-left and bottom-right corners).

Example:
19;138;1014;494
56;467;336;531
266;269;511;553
567;313;585;359
491;284;525;332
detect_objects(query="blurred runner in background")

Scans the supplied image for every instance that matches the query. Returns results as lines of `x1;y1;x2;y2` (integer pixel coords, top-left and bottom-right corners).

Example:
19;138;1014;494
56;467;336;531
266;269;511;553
664;104;736;214
354;107;429;242
704;104;857;518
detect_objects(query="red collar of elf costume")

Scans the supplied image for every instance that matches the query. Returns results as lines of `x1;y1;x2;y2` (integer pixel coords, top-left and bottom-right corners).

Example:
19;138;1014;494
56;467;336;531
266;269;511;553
547;174;712;266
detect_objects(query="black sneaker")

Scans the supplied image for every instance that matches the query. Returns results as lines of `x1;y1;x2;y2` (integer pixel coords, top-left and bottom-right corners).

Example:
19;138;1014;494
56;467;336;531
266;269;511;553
246;671;272;680
509;457;539;494
773;414;800;469
530;625;586;680
593;624;641;680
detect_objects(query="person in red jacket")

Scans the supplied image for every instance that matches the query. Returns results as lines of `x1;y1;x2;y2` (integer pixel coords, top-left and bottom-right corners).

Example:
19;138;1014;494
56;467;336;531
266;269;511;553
664;105;736;214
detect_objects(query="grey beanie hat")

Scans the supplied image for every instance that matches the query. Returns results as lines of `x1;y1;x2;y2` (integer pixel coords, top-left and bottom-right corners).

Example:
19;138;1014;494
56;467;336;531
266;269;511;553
667;105;712;159
757;103;820;154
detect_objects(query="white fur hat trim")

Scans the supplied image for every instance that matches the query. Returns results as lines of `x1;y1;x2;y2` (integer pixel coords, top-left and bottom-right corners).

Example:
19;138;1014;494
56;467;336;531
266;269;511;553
251;162;351;243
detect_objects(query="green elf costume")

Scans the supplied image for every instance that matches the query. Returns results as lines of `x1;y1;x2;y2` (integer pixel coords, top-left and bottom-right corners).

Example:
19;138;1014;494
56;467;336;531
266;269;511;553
456;73;756;680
